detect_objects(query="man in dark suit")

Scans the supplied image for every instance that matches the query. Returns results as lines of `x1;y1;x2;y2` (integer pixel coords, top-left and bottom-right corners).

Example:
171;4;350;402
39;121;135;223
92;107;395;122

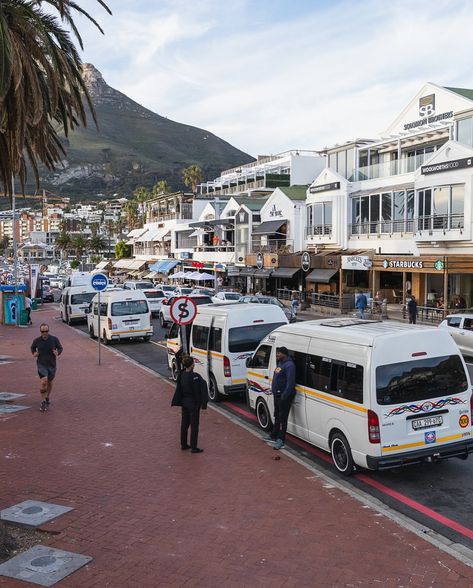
171;355;208;453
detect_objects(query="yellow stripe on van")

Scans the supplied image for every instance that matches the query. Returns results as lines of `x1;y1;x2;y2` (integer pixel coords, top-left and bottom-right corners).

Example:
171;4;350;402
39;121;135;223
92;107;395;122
113;329;149;335
295;384;368;414
437;433;463;443
247;371;267;380
190;347;224;359
382;433;465;454
232;378;246;384
191;348;207;356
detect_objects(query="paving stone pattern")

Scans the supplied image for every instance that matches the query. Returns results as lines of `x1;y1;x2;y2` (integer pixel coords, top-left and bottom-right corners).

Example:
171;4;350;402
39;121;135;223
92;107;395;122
1;311;473;587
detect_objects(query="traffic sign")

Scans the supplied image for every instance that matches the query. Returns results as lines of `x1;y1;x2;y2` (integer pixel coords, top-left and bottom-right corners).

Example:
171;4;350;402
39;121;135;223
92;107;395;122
91;273;108;291
170;296;197;325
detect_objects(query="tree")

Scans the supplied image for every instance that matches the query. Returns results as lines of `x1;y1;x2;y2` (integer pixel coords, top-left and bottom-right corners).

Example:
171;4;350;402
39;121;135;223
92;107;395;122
70;234;89;268
55;232;72;262
89;235;107;255
0;235;10;254
182;165;203;193
152;180;170;196
115;241;131;259
0;0;111;199
123;200;138;230
69;259;80;270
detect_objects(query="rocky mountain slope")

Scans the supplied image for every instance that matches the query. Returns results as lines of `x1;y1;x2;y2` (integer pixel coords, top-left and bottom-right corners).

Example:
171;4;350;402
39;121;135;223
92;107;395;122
35;64;253;198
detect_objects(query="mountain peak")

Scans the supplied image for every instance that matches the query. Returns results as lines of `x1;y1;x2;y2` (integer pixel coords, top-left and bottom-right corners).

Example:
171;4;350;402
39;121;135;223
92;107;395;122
81;63;108;96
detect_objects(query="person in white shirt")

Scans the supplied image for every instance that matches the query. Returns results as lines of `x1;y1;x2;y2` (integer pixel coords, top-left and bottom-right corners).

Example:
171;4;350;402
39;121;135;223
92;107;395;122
25;295;32;325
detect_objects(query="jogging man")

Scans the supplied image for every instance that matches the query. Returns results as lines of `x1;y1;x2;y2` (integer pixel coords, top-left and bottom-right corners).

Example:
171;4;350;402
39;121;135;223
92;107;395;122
31;323;63;411
264;347;296;450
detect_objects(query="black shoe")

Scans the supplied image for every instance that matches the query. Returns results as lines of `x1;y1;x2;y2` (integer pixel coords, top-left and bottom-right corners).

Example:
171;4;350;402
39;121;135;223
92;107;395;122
181;444;190;450
45;399;50;406
191;448;204;453
40;400;47;412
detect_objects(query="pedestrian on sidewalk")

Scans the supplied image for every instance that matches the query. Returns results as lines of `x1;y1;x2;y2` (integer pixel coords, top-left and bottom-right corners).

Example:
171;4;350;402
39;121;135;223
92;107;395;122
407;295;418;324
355;290;368;319
171;355;208;453
290;292;299;321
24;295;32;325
30;323;63;411
264;347;296;450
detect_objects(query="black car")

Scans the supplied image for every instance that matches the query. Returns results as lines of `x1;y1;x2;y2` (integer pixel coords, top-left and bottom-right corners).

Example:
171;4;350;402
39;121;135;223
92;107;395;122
41;285;55;303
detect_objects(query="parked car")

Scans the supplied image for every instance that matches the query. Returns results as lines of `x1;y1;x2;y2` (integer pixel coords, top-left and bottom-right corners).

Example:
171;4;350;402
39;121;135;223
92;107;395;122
123;280;155;291
159;294;213;328
239;295;295;322
41;284;55;303
212;291;241;303
439;313;473;356
143;288;167;317
174;286;194;296
191;288;215;297
155;284;177;295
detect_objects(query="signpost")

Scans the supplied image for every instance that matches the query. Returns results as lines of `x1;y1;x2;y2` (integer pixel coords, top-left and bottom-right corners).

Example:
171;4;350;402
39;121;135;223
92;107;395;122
170;296;198;355
91;273;108;365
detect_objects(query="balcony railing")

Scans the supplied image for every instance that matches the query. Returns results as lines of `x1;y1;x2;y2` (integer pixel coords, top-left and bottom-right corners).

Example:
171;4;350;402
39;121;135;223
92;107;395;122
350;215;464;236
306;225;333;238
149;203;193;222
349;153;430;181
251;239;294;254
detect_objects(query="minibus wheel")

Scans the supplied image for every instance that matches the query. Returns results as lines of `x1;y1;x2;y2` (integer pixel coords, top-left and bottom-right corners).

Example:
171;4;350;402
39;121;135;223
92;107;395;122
89;325;96;339
208;375;222;402
102;331;110;346
171;360;179;381
159;313;167;328
330;432;354;476
256;399;272;431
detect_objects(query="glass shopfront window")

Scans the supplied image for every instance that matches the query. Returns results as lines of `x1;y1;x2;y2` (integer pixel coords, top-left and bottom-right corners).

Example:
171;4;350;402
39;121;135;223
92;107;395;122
351;190;414;235
417;184;464;231
457;117;473;146
308;203;332;236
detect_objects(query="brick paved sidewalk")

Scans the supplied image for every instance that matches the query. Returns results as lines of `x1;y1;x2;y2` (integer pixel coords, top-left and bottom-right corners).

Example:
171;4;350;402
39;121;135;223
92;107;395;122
1;309;473;587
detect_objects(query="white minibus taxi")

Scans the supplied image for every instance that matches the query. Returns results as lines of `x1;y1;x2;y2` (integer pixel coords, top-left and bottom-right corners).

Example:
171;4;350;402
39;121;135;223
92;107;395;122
60;286;97;324
167;303;288;400
247;318;473;475
86;290;153;344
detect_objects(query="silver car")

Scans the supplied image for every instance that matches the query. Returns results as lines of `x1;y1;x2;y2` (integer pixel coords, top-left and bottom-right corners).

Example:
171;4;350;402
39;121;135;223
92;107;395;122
438;314;473;356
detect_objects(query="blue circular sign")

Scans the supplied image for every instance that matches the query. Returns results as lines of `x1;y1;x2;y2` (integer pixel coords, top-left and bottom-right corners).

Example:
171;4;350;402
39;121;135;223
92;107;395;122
91;273;108;291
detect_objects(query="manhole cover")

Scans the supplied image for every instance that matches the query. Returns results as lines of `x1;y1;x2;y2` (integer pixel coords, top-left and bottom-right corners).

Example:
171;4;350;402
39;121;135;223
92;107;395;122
0;500;73;528
0;404;30;414
0;545;92;586
0;392;24;403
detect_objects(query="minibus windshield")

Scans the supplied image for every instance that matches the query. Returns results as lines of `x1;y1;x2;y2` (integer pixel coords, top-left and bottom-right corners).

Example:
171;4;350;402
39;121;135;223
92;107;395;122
229;322;286;353
70;292;95;305
111;300;149;316
376;355;468;406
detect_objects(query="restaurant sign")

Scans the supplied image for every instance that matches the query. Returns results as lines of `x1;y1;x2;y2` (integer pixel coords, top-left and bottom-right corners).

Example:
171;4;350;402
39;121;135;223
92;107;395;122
309;182;340;194
342;255;372;271
421;157;473;175
382;259;423;269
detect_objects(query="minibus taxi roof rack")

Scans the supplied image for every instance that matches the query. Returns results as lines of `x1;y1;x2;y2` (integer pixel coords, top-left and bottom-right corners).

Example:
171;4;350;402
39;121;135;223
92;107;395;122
319;319;383;328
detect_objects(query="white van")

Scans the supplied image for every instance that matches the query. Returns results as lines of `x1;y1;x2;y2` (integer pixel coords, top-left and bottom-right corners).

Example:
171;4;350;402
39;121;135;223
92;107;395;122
64;272;94;288
167;303;288;400
247;318;473;475
86;290;153;344
60;286;97;324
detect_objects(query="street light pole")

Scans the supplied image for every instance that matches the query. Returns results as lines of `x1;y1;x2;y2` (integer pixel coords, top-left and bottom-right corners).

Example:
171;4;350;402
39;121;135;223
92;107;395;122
12;175;19;326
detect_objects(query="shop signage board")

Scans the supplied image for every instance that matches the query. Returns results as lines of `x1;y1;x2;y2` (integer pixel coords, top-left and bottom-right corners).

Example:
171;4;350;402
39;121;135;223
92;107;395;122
256;253;264;270
341;255;372;271
421;156;473;175
269;204;283;218
373;256;446;273
309;182;340;194
382;259;423;269
301;252;311;272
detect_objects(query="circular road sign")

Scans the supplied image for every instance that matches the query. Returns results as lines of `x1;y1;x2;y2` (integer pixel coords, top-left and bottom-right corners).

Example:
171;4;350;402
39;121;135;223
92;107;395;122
170;296;198;325
91;273;108;291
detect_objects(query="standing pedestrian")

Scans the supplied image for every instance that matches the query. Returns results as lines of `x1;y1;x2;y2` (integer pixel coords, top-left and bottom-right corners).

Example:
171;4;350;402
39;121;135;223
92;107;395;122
264;347;296;450
355;290;368;319
30;323;63;411
24;295;32;325
290;292;299;321
407;295;418;324
171;355;208;453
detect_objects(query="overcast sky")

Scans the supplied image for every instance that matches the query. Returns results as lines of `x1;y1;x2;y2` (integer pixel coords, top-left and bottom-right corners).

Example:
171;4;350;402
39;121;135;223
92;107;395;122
76;0;473;158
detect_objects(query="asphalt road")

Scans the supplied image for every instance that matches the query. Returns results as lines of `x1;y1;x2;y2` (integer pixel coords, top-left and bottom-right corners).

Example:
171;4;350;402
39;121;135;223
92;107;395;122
67;307;473;552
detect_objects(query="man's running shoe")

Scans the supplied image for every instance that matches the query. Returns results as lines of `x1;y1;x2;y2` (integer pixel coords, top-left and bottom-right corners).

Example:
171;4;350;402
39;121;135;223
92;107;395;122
40;400;47;412
45;398;50;407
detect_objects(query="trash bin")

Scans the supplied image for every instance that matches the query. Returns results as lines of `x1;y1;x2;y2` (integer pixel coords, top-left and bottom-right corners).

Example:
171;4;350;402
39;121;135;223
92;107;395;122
31;298;39;310
20;309;29;326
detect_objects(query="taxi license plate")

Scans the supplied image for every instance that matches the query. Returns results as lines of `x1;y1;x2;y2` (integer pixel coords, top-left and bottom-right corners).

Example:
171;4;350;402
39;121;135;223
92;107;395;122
411;415;443;430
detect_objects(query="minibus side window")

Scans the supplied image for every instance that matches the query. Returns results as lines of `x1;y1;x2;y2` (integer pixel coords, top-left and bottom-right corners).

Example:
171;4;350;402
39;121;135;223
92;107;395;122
93;303;98;316
250;345;272;368
319;357;332;391
209;327;222;352
307;355;323;389
306;355;363;403
100;302;107;316
168;322;179;339
293;352;308;386
192;325;209;349
341;363;364;403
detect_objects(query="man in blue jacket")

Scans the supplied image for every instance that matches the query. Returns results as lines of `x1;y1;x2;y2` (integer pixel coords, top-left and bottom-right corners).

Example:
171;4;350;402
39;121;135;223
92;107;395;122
265;347;296;450
355;290;368;319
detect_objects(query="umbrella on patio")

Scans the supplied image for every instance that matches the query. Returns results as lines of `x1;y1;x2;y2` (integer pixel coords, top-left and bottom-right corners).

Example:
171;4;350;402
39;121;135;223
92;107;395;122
196;272;215;281
170;271;185;279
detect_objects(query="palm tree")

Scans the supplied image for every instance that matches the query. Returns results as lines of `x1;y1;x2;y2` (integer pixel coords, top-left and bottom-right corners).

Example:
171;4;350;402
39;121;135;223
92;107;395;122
89;235;107;255
182;165;203;193
0;0;111;199
70;234;89;269
133;186;149;223
152;180;170;196
55;232;72;263
123;200;138;230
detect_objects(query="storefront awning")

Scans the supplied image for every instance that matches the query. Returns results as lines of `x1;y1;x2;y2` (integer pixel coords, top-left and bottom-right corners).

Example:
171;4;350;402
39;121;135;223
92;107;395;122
271;267;299;278
252;220;287;235
94;261;110;270
306;269;338;283
113;258;134;269
149;259;179;274
254;268;273;278
239;268;256;277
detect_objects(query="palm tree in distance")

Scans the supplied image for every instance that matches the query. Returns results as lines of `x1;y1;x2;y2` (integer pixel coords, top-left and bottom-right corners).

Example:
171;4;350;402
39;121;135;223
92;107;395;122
152;180;170;196
71;234;89;270
182;165;203;193
55;232;72;265
123;200;138;231
89;234;107;256
0;0;111;199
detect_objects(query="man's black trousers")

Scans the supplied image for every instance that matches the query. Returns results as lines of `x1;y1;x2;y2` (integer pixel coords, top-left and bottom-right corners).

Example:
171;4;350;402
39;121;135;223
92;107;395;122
270;395;294;443
181;406;200;449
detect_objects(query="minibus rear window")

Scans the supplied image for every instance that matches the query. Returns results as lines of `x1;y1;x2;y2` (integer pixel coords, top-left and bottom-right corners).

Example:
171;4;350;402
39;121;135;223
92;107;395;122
144;291;165;299
228;323;286;353
111;300;149;316
70;292;95;305
376;355;468;406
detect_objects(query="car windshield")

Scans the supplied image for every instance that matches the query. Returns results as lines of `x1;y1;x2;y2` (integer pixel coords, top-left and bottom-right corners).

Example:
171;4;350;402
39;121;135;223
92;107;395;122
193;297;212;306
228;322;286;353
144;291;165;299
71;292;95;305
111;300;149;316
224;293;240;300
162;286;175;292
180;288;193;295
376;355;468;405
134;282;154;290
